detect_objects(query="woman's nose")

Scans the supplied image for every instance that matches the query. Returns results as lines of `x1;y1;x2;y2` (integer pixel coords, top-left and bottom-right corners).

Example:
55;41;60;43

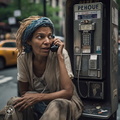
44;37;50;44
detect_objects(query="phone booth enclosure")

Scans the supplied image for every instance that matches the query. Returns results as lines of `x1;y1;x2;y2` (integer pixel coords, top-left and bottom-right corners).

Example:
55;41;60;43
65;0;118;119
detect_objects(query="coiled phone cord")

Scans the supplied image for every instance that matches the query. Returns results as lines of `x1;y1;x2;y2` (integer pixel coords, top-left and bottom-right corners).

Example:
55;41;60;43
77;53;88;98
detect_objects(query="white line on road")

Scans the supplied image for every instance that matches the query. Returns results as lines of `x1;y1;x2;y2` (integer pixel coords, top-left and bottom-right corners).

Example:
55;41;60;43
0;75;4;79
0;76;13;84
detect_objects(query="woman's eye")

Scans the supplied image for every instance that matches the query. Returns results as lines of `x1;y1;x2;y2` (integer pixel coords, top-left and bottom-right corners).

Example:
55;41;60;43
36;35;53;39
48;35;53;39
37;36;42;39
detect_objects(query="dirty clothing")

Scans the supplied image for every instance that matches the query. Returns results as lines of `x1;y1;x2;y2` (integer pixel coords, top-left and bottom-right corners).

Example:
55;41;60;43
0;49;83;120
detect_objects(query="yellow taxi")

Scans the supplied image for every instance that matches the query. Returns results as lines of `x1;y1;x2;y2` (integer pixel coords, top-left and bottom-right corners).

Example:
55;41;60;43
0;40;18;69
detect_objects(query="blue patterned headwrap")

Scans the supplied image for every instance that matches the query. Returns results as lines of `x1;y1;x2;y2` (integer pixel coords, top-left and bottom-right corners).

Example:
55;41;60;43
22;17;55;53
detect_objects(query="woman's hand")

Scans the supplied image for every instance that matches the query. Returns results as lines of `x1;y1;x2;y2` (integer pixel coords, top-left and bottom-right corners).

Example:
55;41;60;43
53;38;64;56
14;93;43;111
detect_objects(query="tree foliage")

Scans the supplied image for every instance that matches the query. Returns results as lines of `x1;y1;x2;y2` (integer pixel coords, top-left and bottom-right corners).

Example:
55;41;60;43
1;0;120;34
0;0;61;35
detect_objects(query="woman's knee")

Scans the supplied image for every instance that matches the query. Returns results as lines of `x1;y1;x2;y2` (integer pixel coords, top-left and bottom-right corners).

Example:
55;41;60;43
48;98;71;110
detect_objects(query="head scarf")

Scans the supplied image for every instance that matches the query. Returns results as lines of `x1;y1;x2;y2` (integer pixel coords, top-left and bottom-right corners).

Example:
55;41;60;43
22;17;54;53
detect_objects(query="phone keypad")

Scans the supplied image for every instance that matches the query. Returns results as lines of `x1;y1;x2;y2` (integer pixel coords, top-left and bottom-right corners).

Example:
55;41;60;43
82;33;91;46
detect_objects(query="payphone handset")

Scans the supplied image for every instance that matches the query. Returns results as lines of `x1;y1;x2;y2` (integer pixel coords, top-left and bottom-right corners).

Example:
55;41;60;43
74;2;104;80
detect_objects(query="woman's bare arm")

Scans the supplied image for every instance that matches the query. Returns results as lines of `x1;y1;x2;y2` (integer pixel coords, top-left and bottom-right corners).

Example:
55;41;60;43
18;81;29;96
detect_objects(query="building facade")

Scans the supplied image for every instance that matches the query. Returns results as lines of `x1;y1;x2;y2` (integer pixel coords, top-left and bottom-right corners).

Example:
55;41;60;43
50;0;66;36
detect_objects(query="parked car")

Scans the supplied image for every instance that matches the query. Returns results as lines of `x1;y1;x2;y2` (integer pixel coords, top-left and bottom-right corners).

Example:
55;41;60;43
0;40;17;69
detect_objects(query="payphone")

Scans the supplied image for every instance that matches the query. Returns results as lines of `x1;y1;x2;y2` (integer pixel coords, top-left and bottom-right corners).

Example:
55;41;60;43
74;2;104;79
74;2;105;99
65;0;118;120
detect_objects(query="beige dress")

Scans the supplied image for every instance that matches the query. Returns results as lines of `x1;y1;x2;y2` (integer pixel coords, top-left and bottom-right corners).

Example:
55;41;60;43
1;49;83;120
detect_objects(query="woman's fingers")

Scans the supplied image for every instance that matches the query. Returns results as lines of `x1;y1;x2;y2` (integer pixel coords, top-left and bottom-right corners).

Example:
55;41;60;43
14;99;30;111
18;101;30;111
53;38;64;52
13;97;23;106
14;98;25;108
13;94;37;111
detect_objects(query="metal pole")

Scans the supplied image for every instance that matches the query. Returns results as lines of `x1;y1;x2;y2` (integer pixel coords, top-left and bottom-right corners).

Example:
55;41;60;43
18;0;21;10
43;0;46;16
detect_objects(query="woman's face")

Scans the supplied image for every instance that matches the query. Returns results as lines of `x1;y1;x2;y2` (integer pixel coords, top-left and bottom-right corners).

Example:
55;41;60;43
28;27;53;57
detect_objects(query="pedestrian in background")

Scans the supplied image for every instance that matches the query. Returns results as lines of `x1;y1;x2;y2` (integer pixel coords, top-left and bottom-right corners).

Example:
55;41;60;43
5;33;11;40
0;16;83;120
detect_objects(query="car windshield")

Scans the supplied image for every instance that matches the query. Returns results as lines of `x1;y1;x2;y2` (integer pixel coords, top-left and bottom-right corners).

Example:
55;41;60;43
2;42;16;48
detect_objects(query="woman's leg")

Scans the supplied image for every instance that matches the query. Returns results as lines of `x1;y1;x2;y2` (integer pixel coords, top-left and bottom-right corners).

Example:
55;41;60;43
40;98;72;120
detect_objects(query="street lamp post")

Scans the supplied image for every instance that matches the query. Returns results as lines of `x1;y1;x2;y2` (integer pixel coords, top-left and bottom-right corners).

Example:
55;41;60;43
18;0;21;10
43;0;46;16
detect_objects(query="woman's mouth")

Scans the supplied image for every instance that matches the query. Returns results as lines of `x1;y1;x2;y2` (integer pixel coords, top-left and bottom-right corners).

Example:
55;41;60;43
42;48;50;52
